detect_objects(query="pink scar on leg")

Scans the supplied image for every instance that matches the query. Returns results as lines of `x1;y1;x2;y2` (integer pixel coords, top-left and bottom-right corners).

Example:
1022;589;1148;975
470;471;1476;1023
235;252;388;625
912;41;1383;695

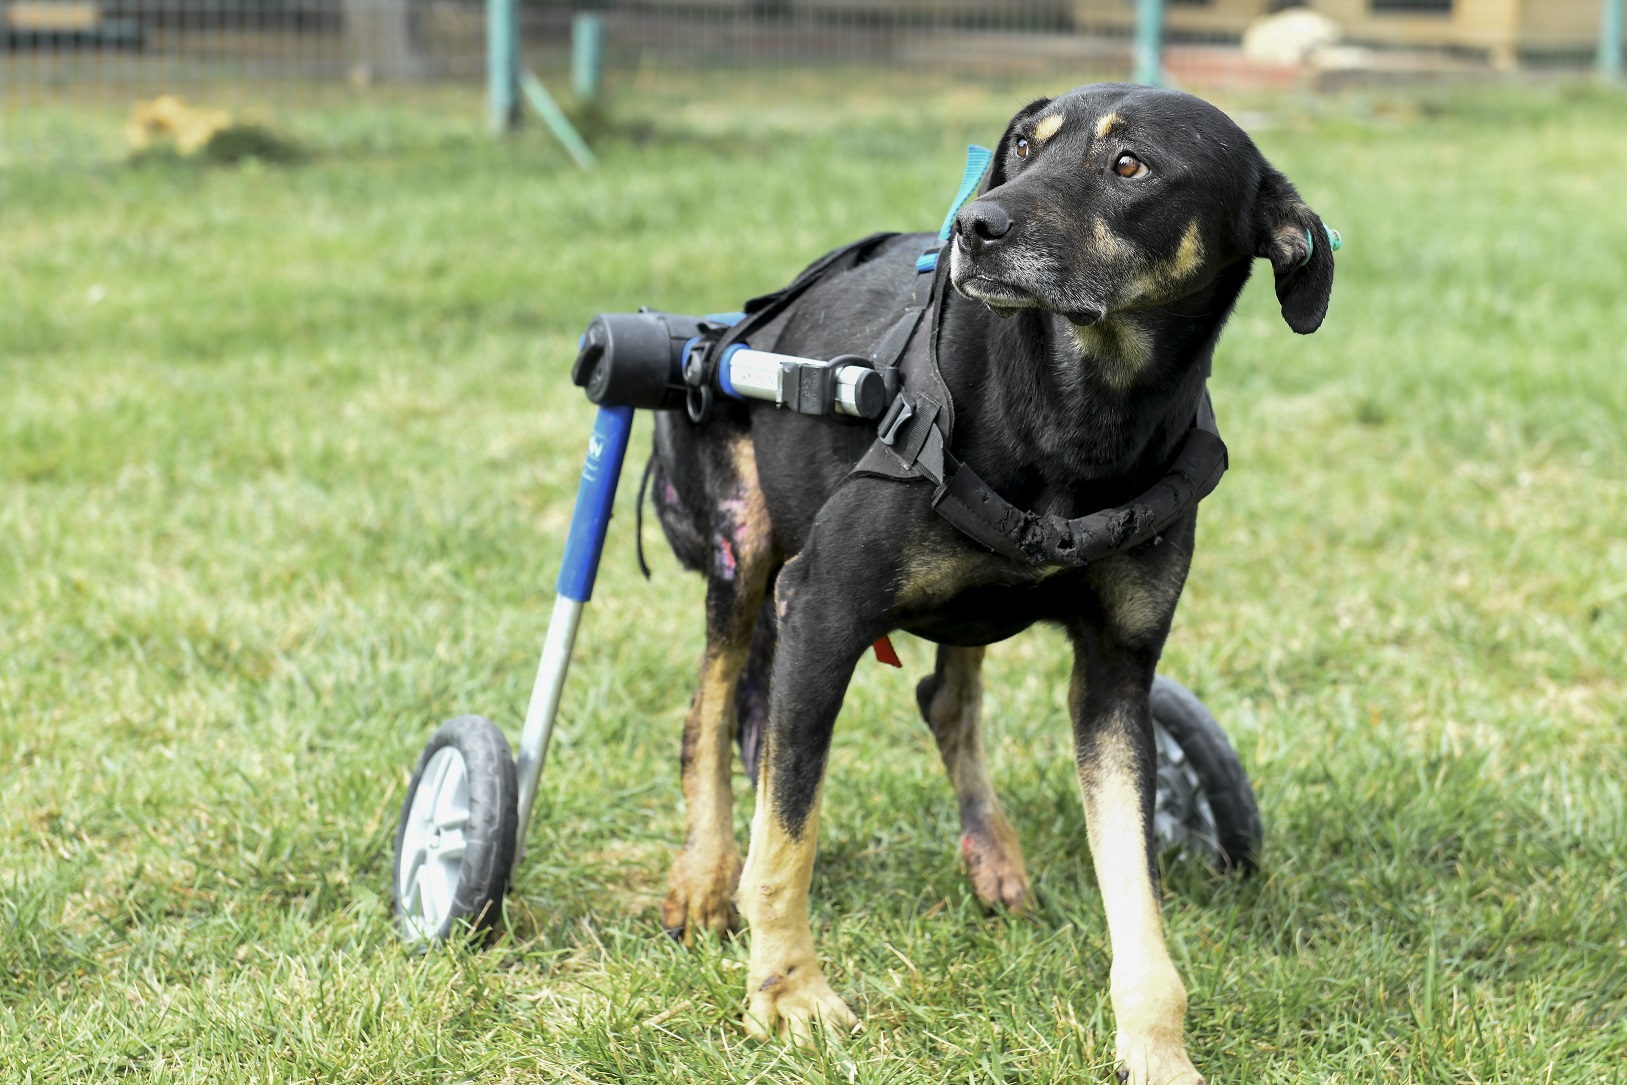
714;536;737;581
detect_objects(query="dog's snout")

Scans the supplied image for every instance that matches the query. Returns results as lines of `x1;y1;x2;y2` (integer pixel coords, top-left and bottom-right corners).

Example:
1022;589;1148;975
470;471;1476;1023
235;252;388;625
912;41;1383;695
956;202;1013;249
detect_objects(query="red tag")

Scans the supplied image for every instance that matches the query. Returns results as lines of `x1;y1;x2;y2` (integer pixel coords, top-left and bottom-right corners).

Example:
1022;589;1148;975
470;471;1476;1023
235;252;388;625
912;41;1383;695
871;636;902;668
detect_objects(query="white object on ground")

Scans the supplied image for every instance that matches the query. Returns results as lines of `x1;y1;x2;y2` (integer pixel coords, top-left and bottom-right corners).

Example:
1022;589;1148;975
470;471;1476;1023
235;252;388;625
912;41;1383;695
1242;9;1342;67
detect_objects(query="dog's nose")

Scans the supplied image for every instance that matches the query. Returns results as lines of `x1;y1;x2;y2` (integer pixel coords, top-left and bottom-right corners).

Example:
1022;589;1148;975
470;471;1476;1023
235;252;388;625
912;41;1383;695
956;202;1012;250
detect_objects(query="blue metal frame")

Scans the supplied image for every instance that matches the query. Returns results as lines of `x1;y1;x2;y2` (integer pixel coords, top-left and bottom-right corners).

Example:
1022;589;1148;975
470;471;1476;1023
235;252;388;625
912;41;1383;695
556;405;635;603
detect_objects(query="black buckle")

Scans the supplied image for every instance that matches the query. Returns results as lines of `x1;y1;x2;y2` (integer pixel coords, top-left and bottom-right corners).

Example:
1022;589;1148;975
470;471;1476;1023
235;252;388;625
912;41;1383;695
877;396;913;446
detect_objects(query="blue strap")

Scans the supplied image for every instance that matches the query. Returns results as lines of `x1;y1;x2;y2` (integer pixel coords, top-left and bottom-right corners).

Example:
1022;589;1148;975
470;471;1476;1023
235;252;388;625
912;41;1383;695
938;144;993;242
916;144;993;275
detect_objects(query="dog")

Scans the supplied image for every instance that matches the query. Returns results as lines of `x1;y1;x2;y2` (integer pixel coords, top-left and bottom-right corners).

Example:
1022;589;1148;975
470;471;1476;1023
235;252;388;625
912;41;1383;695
647;82;1335;1084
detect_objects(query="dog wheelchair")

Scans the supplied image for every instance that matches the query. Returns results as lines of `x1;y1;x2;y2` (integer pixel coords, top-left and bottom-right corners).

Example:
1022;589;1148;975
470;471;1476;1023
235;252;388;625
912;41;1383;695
392;155;1266;948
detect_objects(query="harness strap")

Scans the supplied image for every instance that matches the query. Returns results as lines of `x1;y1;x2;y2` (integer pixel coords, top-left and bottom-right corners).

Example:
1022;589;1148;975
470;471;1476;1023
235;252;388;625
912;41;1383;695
934;428;1227;566
873;387;1226;566
864;243;939;399
685;232;902;421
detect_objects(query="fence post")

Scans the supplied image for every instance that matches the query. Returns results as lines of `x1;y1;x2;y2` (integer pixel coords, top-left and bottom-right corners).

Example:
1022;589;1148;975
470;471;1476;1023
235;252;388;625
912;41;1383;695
1604;0;1625;82
1134;0;1165;87
572;14;605;103
489;0;520;133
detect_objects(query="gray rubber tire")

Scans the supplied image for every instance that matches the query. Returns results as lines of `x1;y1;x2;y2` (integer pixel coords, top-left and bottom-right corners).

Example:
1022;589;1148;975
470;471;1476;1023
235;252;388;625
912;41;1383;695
1150;676;1263;874
393;715;518;946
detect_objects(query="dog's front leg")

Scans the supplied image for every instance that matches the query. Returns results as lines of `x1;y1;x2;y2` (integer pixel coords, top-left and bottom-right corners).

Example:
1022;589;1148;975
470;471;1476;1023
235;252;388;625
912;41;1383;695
737;547;873;1045
1069;624;1202;1085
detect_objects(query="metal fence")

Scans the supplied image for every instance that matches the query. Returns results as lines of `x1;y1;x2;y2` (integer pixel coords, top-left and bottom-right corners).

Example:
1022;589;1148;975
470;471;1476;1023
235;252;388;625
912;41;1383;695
2;1;1623;118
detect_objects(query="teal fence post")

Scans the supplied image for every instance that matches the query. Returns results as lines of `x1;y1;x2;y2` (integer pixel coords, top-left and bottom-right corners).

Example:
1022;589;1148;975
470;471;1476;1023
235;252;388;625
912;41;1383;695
572;14;604;103
488;0;519;133
521;69;599;170
1134;0;1165;87
1604;0;1625;82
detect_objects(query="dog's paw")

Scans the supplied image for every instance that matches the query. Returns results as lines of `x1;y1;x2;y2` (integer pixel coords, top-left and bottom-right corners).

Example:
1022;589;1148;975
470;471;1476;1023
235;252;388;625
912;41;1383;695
961;821;1031;913
743;968;859;1046
660;846;741;943
1115;1036;1203;1085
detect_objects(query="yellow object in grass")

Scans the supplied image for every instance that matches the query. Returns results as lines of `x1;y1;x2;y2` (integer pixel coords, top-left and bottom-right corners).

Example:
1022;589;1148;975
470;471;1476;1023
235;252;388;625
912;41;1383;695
125;95;234;157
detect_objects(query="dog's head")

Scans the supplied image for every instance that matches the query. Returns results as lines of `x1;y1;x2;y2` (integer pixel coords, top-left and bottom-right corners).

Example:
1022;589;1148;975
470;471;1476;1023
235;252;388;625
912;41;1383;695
949;83;1334;335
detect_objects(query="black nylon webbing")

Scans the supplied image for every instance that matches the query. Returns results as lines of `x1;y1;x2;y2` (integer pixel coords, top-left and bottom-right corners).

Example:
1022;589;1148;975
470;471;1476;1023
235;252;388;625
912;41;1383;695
926;417;1228;566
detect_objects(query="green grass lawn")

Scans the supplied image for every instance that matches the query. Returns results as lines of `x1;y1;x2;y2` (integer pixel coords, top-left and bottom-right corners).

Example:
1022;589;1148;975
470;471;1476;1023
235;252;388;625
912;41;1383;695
2;76;1625;1083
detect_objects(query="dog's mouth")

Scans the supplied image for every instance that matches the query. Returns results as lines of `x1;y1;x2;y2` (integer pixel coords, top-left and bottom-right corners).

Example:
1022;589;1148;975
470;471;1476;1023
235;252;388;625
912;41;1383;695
949;243;1039;315
955;275;1039;315
952;272;1105;326
950;240;1106;325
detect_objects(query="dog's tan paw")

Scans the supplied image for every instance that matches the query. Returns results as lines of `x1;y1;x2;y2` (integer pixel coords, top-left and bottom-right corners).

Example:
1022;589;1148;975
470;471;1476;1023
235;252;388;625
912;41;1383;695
660;847;741;943
743;968;859;1046
1114;1036;1203;1085
961;821;1031;913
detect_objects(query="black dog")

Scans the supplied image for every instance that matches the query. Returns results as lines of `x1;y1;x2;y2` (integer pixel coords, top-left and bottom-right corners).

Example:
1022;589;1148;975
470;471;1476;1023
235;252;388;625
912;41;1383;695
649;82;1334;1084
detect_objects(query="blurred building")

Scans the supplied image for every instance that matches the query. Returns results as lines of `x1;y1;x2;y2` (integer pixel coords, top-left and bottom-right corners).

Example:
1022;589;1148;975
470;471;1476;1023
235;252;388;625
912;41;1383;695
1313;0;1607;67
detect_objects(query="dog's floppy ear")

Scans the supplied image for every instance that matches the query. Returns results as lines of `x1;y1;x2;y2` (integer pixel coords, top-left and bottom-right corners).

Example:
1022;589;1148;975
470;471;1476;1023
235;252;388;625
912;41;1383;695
1252;165;1335;334
981;97;1051;193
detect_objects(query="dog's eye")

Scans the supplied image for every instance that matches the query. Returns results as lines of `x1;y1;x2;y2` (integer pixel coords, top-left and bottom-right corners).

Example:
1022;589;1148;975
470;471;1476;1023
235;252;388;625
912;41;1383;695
1014;138;1030;160
1114;153;1147;178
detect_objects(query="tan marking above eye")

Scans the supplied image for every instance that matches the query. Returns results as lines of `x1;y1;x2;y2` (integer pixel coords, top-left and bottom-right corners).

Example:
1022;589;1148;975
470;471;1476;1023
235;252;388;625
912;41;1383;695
1114;153;1147;178
1095;113;1123;140
1014;138;1030;159
1033;114;1064;143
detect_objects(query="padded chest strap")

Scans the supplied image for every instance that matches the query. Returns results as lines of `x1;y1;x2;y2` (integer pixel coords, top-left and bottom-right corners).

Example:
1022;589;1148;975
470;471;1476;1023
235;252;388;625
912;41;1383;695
864;386;1229;567
932;398;1228;565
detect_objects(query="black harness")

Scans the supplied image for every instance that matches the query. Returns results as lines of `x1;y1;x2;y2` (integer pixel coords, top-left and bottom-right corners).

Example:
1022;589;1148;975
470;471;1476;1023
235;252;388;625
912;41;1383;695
694;231;1230;568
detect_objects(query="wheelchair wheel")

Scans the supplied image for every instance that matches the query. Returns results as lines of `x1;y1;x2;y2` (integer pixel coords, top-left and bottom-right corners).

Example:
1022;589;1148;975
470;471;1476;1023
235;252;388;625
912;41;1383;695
393;715;518;946
1149;676;1262;874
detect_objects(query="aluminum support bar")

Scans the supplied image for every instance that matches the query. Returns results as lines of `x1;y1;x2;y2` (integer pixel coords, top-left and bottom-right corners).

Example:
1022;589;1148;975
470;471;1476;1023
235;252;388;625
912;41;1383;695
510;405;633;880
512;594;583;874
720;348;880;418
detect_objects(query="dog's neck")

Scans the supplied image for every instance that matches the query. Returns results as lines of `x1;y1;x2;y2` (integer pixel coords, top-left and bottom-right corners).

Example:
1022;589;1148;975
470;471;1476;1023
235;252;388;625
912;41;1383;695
941;260;1252;503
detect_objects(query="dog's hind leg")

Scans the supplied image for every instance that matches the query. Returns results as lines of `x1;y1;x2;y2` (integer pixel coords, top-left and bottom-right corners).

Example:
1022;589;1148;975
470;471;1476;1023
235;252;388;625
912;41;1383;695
734;593;777;787
660;440;777;943
916;645;1030;912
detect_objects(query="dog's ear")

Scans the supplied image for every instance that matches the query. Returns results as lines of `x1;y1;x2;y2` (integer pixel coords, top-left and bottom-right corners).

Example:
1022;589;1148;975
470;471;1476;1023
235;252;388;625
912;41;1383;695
1252;166;1335;334
981;97;1051;193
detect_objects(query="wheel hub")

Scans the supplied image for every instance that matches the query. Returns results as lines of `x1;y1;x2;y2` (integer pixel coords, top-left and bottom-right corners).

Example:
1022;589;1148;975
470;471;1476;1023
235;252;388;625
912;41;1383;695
1151;720;1222;863
397;746;472;944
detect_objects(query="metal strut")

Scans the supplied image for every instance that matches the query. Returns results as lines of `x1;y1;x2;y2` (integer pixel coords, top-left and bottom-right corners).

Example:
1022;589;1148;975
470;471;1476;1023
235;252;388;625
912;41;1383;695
512;404;633;880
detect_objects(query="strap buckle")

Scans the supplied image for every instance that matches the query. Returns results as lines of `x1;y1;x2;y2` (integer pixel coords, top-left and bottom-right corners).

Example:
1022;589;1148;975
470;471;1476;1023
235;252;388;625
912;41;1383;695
877;396;913;446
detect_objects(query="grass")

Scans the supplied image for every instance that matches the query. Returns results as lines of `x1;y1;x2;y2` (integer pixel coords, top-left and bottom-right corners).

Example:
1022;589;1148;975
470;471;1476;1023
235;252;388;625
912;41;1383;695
2;75;1625;1082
